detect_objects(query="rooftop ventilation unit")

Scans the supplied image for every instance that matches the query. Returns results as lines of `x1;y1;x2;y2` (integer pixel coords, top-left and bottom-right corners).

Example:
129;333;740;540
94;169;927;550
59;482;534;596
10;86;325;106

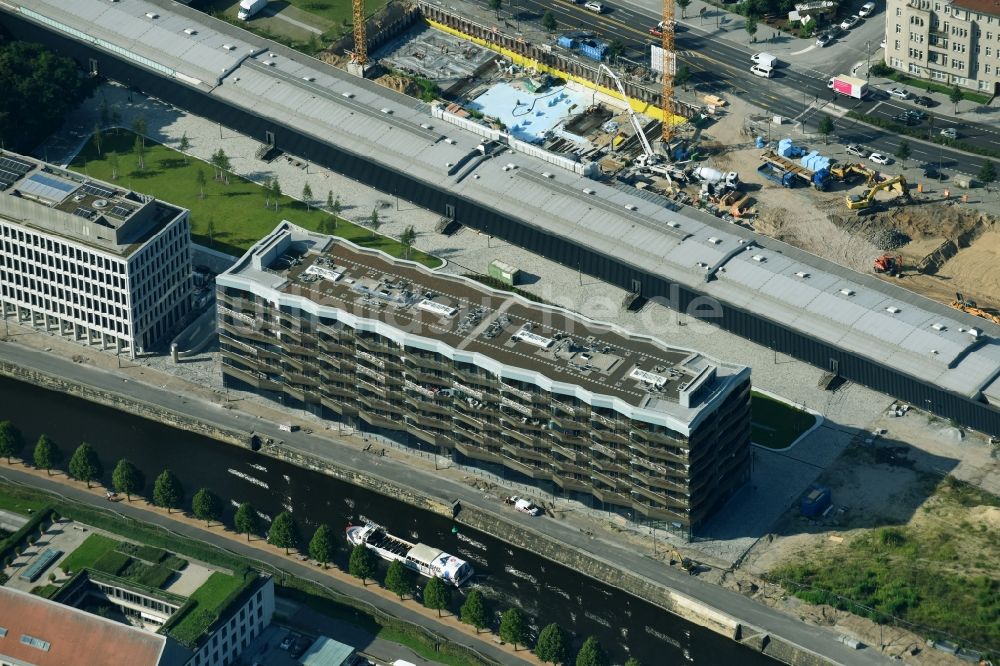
795;271;810;278
184;28;197;35
420;123;432;129
582;188;596;195
886;306;901;314
380;108;393;115
969;328;981;337
930;349;939;354
444;138;456;144
269;53;277;58
932;323;946;331
752;254;766;262
840;288;855;296
341;92;355;98
541;172;554;179
303;76;315;82
667;221;679;228
263;60;275;66
625;204;638;211
145;12;159;19
222;44;236;51
707;237;720;245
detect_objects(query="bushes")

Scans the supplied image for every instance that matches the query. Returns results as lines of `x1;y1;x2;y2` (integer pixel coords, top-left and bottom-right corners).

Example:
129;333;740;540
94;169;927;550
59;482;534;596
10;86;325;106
133;563;175;589
0;506;55;563
92;550;133;577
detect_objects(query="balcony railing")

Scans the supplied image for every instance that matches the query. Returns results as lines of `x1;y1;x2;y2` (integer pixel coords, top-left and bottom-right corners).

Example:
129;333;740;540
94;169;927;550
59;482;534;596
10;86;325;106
404;379;438;398
500;383;534;402
500;396;533;417
356;364;386;383
451;380;483;401
356;350;386;369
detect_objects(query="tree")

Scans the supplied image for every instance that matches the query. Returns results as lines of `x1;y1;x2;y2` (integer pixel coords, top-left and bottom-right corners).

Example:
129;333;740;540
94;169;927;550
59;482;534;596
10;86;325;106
33;435;61;476
267;511;299;554
499;607;528;650
108;153;121;181
489;0;502;18
112;459;144;500
575;636;608;666
271;178;282;211
677;0;691;18
349;544;377;585
423;576;450;617
153;469;184;513
133;135;146;170
326;189;335;212
607;39;625;62
192;488;223;526
0;42;85;152
535;623;570;664
817;116;834;144
368;207;381;238
93;125;103;157
745;15;758;43
235;502;261;541
894;139;911;164
196;169;207;199
131;116;148;146
330;194;341;224
673;64;692;89
262;177;272;208
400;225;417;260
110;110;122;134
308;524;336;567
68;443;102;488
0;421;25;463
460;589;489;633
978;159;996;185
302;182;313;210
385;560;415;600
206;218;216;248
216;149;231;184
178;133;190;163
542;10;557;32
949;84;963;113
99;99;110;129
623;658;641;666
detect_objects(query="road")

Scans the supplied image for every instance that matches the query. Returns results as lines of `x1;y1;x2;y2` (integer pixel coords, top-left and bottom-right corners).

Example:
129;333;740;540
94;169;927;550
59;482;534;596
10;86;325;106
0;340;895;666
492;0;996;176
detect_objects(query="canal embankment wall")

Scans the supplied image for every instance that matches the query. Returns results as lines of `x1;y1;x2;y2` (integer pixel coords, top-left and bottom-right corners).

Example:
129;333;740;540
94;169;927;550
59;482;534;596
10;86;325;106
0;360;831;666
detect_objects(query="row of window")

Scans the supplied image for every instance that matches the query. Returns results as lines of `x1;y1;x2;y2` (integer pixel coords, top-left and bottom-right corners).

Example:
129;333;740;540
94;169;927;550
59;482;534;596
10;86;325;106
0;224;127;275
0;286;131;335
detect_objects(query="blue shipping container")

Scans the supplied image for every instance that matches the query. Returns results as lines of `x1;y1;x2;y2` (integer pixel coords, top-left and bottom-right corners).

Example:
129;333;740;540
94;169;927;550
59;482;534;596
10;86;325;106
800;485;832;517
579;41;608;61
557;35;577;49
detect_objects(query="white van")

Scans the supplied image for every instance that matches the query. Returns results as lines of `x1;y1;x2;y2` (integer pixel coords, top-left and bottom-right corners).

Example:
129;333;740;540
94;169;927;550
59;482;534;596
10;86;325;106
858;1;877;17
750;64;774;78
751;52;777;68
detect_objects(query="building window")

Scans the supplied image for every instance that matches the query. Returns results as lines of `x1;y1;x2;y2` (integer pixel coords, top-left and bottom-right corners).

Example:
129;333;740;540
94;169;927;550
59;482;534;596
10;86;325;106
20;635;50;651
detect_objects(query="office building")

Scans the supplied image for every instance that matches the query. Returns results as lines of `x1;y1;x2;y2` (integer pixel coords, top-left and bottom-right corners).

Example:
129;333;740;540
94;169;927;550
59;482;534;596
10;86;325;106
217;222;752;533
0;150;192;356
885;0;1000;94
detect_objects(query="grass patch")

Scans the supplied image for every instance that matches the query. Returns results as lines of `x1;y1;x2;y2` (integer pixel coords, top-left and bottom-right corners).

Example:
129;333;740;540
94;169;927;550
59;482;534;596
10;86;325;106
750;391;817;449
166;571;248;647
771;477;1000;653
92;549;133;577
60;534;118;574
884;71;992;104
462;274;544;303
31;584;62;599
70;131;442;268
0;491;48;516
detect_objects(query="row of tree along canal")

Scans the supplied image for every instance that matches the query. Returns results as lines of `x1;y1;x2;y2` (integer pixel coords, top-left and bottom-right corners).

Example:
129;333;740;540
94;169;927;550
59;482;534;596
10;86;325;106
0;375;776;665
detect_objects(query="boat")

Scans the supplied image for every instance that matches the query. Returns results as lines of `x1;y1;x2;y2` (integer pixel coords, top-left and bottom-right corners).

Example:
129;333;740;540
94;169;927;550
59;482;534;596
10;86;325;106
345;521;474;587
504;496;543;516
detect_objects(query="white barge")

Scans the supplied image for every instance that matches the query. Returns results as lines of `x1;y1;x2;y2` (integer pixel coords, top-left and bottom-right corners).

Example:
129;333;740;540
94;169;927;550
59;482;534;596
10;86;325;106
346;521;474;587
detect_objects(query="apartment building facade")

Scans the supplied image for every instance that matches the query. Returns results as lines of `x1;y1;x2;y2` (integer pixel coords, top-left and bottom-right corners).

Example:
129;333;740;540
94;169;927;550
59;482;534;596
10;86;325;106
0;151;192;356
217;223;752;534
885;0;1000;94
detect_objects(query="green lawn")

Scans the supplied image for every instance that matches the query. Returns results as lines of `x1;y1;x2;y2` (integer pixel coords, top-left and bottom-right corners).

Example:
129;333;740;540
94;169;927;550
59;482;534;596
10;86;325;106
750;391;817;449
168;571;248;646
0;491;48;517
60;534;119;573
70;132;441;268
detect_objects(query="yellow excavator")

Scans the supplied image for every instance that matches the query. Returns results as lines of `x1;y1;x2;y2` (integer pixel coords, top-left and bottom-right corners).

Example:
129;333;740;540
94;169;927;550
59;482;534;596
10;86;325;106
830;163;878;185
845;176;911;210
669;548;698;574
950;293;1000;326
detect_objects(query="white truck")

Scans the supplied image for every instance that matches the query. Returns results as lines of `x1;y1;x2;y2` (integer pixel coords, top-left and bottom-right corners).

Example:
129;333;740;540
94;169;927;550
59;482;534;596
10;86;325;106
693;166;740;190
828;74;869;99
751;52;778;68
238;0;268;20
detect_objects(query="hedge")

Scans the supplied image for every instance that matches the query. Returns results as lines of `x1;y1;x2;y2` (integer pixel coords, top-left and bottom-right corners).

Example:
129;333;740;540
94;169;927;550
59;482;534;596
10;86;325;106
92;550;133;577
0;506;55;562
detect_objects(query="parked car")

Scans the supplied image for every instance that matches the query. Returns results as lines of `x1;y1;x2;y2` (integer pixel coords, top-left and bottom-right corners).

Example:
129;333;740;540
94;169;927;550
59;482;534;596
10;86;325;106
906;109;927;121
880;38;887;48
893;112;919;126
914;95;935;107
940;127;958;139
858;1;877;18
279;636;294;650
886;87;911;100
846;144;870;157
840;15;861;29
869;152;891;165
816;32;834;47
584;1;603;12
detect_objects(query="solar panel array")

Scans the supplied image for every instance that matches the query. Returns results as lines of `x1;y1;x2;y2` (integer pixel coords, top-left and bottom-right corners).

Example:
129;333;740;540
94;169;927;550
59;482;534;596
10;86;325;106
82;182;115;198
0;168;20;187
108;204;135;219
0;156;32;175
73;207;95;220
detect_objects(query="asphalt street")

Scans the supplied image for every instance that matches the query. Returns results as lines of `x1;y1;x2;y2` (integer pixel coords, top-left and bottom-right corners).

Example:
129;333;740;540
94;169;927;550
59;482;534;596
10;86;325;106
0;340;895;665
489;0;997;176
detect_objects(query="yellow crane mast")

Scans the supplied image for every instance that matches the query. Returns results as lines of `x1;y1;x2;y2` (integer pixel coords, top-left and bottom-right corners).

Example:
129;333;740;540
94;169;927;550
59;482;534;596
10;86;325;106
352;0;367;65
661;0;675;142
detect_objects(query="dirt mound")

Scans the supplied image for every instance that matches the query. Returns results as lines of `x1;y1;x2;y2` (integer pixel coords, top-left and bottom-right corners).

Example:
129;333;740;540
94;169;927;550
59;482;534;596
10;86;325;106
887;203;992;241
320;52;349;69
376;74;420;97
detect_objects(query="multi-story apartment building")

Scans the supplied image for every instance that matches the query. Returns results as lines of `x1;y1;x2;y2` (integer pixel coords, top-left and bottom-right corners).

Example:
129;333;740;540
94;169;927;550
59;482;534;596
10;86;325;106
885;0;1000;94
0;150;192;356
217;222;752;534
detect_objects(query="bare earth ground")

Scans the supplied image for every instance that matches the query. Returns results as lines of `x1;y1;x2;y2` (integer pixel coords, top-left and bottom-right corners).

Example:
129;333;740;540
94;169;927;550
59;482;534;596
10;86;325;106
693;95;1000;311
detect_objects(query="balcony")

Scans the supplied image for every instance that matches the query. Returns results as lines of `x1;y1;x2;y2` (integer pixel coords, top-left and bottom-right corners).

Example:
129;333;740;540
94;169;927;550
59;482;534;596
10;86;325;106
592;429;628;445
551;398;586;417
451;380;484;401
405;355;452;373
322;384;355;399
551;459;589;476
320;394;353;415
552;473;589;492
500;442;549;463
591;487;630;507
548;412;589;429
550;443;584;463
591;411;619;428
454;427;486;445
499;396;540;418
551;429;588;447
500;383;534;402
359;408;396;430
504;429;545;449
454;440;501;462
591;470;629;492
591;457;628;475
404;394;452;416
407;412;451;430
403;367;449;386
356;364;386;384
221;365;279;391
631;468;687;494
630;441;688;465
500;455;549;479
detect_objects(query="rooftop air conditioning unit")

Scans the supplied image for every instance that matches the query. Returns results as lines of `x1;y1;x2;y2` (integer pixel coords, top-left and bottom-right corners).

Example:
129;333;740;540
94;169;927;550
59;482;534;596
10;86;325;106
708;237;720;244
932;323;946;331
582;188;596;195
625;204;638;211
145;12;159;19
380;108;393;115
341;92;355;98
184;28;197;35
222;44;236;51
886;306;901;314
667;221;680;228
303;76;315;82
541;172;554;179
795;271;810;278
752;254;766;262
840;288;855;296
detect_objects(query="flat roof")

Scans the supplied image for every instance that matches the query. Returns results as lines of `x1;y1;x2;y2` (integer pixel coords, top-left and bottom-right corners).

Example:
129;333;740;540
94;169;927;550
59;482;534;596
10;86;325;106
220;223;749;428
15;0;1000;401
0;150;185;257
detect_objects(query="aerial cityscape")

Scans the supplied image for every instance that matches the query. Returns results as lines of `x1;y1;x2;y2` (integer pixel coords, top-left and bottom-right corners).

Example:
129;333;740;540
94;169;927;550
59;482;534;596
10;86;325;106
0;0;997;664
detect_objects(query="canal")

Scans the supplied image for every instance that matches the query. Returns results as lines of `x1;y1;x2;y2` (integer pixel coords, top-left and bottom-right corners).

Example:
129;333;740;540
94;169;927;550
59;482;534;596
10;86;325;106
1;376;776;665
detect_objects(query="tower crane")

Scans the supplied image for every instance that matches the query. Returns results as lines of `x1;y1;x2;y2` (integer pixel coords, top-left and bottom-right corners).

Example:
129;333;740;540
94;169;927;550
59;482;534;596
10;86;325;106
352;0;367;66
661;0;676;142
